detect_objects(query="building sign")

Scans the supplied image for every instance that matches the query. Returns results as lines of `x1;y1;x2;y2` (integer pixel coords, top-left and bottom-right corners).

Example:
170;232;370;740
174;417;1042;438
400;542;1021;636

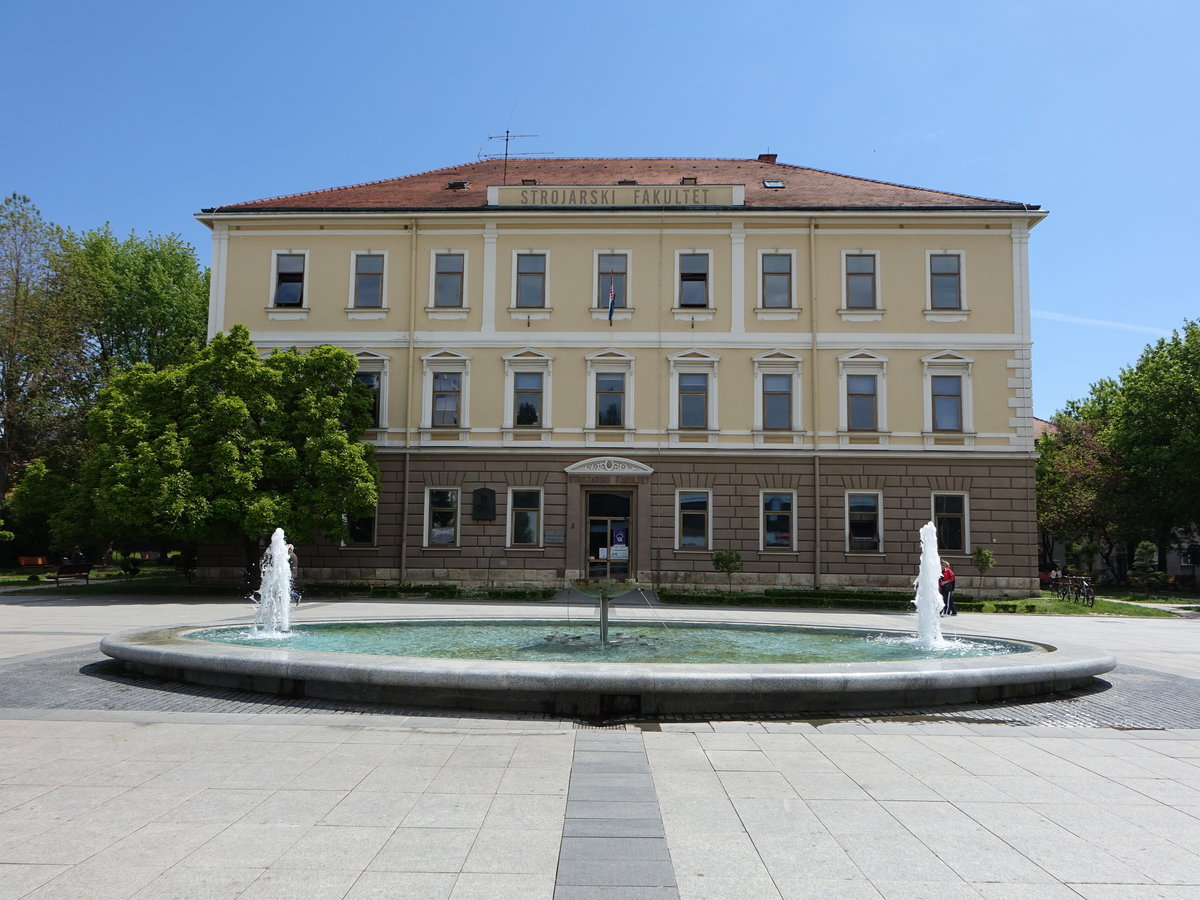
490;185;743;208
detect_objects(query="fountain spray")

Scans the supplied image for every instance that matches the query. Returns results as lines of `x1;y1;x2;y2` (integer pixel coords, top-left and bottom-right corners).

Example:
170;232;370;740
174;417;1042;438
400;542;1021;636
251;528;293;637
914;521;946;649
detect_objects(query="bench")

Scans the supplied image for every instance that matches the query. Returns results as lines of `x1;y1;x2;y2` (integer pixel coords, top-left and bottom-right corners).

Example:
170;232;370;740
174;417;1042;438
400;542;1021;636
18;556;49;569
50;563;93;586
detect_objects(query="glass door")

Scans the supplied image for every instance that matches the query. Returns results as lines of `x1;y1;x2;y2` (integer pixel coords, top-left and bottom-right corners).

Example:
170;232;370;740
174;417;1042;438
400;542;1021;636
586;491;632;580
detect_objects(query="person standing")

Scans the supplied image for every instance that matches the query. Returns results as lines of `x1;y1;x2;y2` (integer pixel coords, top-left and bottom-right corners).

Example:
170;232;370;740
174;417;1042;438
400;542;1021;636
939;559;957;616
287;543;301;605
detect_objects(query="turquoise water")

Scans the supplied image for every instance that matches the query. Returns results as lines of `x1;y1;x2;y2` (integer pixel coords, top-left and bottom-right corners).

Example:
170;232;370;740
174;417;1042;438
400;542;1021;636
187;620;1031;665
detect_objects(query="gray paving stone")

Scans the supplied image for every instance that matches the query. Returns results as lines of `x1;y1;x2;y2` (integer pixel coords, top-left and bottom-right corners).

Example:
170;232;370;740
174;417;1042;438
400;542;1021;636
566;800;662;819
556;858;676;887
562;818;666;838
559;836;672;860
554;887;679;899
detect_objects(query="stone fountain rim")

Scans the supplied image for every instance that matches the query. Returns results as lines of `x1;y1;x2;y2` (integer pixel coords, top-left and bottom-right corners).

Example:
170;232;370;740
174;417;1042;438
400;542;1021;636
100;617;1116;701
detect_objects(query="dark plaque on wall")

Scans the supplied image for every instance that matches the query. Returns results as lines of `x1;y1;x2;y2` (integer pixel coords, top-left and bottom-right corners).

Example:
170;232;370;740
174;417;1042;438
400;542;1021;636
472;487;496;521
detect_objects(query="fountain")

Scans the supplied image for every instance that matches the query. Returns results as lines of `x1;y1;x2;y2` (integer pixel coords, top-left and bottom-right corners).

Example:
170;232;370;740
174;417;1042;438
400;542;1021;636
100;525;1117;719
250;528;293;637
914;521;946;649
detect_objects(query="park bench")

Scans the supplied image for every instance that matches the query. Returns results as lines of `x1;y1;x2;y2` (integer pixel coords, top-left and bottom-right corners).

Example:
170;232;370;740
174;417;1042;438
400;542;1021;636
49;563;93;586
18;556;49;569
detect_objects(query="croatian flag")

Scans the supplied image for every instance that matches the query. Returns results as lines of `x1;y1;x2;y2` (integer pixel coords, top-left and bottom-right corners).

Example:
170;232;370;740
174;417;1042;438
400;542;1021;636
607;274;616;323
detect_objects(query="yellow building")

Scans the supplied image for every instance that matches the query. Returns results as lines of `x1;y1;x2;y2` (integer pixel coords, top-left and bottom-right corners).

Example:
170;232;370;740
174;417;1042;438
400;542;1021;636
197;155;1046;594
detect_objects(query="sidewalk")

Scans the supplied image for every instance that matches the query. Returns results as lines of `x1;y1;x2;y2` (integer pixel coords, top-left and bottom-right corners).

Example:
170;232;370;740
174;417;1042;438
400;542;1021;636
1;593;1198;898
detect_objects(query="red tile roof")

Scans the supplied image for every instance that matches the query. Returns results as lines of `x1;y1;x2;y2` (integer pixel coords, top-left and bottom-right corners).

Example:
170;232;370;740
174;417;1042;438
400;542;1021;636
203;157;1037;214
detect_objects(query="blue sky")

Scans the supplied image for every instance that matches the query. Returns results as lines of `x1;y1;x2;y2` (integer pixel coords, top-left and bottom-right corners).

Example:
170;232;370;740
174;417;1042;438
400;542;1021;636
4;0;1196;419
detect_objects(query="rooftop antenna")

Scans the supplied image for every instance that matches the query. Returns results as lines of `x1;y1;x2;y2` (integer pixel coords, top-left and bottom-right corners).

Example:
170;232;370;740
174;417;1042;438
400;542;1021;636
481;130;552;184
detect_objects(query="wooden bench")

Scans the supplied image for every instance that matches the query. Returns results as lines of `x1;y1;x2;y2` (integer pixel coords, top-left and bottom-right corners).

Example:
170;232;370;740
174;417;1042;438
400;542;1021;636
50;563;93;585
18;556;49;569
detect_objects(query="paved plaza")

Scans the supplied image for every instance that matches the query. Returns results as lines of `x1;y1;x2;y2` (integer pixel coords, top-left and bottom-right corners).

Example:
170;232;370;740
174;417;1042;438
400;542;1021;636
1;592;1198;899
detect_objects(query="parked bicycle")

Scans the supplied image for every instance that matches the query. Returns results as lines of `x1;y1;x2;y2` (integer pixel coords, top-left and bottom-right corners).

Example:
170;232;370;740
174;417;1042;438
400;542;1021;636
1054;575;1095;607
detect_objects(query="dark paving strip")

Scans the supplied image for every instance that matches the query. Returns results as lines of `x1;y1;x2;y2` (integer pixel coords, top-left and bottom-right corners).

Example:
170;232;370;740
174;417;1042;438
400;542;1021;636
555;732;678;899
2;648;1199;729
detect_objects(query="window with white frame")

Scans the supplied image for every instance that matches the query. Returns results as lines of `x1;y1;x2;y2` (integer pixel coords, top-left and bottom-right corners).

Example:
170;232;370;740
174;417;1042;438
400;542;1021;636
761;491;794;550
668;350;719;432
760;252;793;309
843;252;878;309
933;493;967;553
929;253;962;310
433;253;465;308
354;371;382;427
677;252;710;308
838;351;888;434
432;372;462;427
425;488;459;547
922;352;973;435
351;253;384;308
676;490;711;550
585;349;635;430
420;349;470;431
753;351;802;433
352;352;388;429
515;253;547;308
508;488;543;548
596;253;628;310
272;252;306;307
503;349;553;430
846;492;882;553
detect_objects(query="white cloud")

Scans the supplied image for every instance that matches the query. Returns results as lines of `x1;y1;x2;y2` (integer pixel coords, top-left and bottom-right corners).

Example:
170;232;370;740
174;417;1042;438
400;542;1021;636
1032;309;1171;336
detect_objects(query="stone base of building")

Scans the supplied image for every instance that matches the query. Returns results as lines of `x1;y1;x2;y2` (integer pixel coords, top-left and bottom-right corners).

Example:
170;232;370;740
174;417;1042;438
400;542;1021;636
198;447;1040;599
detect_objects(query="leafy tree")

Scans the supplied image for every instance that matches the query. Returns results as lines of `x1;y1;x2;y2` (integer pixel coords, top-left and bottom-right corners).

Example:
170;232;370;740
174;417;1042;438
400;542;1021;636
59;225;209;373
1104;320;1200;568
0;194;94;496
75;324;378;565
972;546;995;579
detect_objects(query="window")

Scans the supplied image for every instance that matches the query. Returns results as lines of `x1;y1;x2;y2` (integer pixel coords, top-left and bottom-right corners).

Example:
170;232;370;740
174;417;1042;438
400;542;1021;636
516;253;546;308
596;373;625;427
761;253;792;308
677;490;710;549
345;513;376;546
762;492;794;550
838;351;888;435
847;493;881;553
931;375;963;432
421;349;471;432
354;371;382;427
503;349;553;431
353;254;384;308
514;372;543;426
273;253;305;307
930;254;961;310
434;253;465;308
432;372;462;427
597;253;627;309
426;489;459;546
934;494;967;553
678;253;709;307
509;489;542;547
678;374;708;429
847;374;878;431
762;374;793;430
845;254;877;309
921;352;972;437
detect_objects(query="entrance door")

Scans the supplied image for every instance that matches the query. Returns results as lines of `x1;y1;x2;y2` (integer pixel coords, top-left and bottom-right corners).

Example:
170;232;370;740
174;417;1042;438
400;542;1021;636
586;491;632;580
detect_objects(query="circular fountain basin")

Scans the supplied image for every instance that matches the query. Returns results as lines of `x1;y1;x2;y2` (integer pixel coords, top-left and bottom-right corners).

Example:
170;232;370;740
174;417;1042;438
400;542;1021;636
100;617;1116;719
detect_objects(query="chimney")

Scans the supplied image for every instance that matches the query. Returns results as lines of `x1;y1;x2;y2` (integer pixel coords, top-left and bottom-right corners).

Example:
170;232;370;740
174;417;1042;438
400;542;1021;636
758;153;778;164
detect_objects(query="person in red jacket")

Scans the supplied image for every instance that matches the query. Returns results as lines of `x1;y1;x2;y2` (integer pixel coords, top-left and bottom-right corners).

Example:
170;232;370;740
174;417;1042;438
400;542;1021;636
939;559;957;616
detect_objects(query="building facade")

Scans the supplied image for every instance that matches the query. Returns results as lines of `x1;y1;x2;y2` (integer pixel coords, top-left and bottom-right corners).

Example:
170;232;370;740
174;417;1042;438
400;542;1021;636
197;155;1046;594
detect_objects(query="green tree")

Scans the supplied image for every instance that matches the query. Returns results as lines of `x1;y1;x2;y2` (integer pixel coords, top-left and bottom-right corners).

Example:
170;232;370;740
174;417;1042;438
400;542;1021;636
60;225;209;373
1104;320;1200;568
75;324;378;565
0;194;94;496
